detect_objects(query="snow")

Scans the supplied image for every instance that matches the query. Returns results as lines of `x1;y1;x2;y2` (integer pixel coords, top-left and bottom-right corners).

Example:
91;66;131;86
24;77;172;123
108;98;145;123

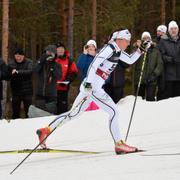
1;95;180;180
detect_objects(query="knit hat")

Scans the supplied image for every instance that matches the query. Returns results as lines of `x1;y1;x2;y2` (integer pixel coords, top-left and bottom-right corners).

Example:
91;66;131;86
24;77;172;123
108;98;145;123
141;31;151;40
168;20;178;31
14;48;24;55
86;40;97;48
45;45;57;54
56;42;65;49
111;29;131;41
157;25;167;33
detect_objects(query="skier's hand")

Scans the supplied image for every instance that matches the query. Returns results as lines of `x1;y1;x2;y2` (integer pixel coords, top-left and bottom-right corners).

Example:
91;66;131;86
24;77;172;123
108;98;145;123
83;82;92;93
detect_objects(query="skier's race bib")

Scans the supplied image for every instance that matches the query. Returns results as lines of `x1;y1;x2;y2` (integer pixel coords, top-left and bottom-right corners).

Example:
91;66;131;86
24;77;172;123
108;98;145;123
96;68;110;80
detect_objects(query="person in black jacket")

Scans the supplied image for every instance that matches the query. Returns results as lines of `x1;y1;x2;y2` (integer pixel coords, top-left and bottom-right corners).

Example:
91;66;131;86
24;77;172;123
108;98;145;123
158;20;180;99
0;58;8;119
8;48;33;119
134;32;163;101
34;44;62;114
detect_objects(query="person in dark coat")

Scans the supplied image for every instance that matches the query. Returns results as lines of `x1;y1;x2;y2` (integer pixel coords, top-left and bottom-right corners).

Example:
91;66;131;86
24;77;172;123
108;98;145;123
0;58;8;119
8;48;33;119
158;20;180;99
155;25;168;100
55;42;78;114
134;32;163;101
34;44;62;114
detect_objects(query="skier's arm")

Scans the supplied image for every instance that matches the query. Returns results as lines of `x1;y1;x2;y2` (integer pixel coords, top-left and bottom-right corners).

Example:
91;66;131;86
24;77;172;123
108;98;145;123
119;50;142;65
86;46;113;83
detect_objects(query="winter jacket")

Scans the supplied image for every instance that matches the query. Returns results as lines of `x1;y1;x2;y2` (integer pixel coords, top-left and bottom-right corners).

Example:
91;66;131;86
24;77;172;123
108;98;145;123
77;53;95;82
158;35;180;81
34;53;62;98
134;45;163;85
55;50;78;91
8;58;33;97
0;58;8;100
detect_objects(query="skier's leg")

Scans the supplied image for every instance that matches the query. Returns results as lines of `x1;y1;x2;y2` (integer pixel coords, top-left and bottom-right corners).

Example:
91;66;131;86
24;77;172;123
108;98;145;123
91;90;121;142
36;91;91;148
92;90;138;154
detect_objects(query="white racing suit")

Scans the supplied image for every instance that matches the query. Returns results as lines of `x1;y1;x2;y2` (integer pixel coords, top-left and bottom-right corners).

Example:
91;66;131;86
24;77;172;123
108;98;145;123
49;41;141;143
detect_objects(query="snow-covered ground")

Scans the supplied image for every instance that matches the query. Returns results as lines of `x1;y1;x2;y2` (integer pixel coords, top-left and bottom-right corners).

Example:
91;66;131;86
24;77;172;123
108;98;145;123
1;95;180;180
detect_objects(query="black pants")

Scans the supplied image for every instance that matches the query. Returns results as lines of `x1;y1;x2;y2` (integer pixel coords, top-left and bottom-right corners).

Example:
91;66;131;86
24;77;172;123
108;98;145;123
12;95;32;119
158;81;180;100
135;84;156;101
57;91;68;114
104;85;124;104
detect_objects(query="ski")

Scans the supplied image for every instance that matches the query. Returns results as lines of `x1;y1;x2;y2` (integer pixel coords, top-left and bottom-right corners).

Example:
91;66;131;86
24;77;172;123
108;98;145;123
0;148;101;154
1;148;145;155
116;149;145;155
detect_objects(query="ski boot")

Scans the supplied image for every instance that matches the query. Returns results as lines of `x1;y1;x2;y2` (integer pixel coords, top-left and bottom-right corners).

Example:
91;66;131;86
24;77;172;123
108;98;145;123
36;127;51;149
115;140;138;154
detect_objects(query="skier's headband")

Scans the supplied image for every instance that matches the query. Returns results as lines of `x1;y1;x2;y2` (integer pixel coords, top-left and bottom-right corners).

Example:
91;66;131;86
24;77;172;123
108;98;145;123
111;29;131;41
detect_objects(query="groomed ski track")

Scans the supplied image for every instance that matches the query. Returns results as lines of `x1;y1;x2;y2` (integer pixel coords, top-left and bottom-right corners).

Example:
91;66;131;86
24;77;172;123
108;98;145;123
1;95;180;180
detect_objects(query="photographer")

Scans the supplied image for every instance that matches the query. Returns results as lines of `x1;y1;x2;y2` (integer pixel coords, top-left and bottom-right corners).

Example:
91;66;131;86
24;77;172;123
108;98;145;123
34;45;62;114
134;32;163;101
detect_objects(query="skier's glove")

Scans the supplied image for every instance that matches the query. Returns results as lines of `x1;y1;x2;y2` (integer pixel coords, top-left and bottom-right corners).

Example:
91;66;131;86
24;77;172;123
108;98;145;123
83;82;92;93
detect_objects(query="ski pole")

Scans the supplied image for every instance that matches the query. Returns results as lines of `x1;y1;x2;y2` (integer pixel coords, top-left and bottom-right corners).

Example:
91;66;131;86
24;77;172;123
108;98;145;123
10;95;89;175
125;51;147;142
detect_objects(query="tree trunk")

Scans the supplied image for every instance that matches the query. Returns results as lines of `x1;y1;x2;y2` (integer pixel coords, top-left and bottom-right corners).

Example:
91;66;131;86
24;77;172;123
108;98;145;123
61;0;68;43
172;0;176;20
2;0;10;119
92;0;97;40
2;0;9;63
67;0;74;57
160;0;166;24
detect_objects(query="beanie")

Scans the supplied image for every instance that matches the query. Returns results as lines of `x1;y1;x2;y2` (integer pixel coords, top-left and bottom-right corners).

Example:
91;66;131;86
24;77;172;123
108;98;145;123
14;48;24;55
168;20;178;31
157;25;167;33
44;45;57;54
56;42;65;49
141;31;151;40
86;40;97;48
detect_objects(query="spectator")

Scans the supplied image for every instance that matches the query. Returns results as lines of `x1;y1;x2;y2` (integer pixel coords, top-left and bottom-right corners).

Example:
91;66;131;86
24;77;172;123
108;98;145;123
55;42;78;114
0;58;8;119
8;48;33;119
77;40;97;82
34;45;62;114
156;25;168;42
134;32;163;101
77;40;99;111
156;25;168;100
158;20;180;99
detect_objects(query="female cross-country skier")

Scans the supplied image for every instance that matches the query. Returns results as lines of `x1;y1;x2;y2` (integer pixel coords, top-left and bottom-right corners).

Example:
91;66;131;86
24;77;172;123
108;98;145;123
36;28;147;154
